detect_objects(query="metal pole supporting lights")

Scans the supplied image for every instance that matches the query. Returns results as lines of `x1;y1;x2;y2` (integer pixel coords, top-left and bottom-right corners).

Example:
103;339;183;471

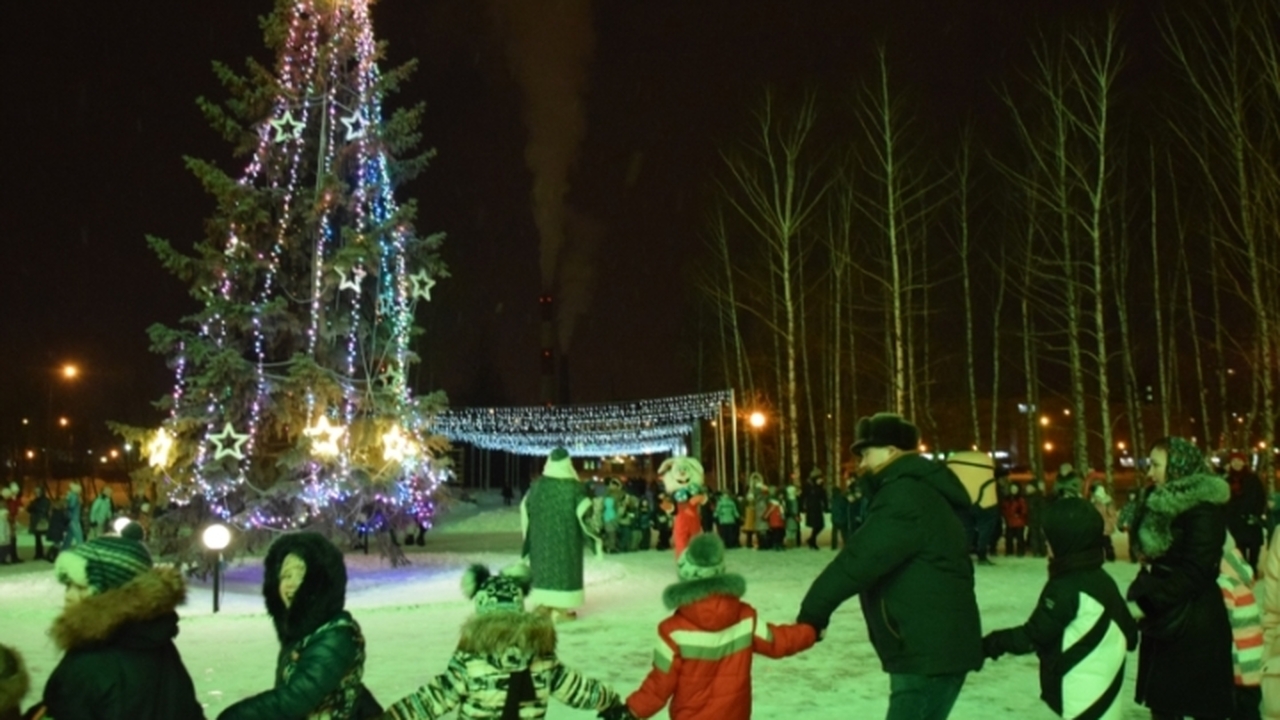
202;524;232;613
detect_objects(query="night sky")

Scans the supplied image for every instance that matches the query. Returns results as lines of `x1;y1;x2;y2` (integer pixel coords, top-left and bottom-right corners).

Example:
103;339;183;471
3;0;1156;453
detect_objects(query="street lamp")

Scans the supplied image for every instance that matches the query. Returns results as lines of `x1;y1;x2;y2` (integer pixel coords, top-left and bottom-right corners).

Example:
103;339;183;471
202;524;232;613
749;411;766;429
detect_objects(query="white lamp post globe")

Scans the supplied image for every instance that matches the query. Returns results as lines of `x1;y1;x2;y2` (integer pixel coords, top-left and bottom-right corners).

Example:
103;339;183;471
202;524;232;551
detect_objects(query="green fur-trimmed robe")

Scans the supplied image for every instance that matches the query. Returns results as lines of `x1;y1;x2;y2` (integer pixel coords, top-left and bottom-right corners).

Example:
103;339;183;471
379;611;620;719
521;475;595;610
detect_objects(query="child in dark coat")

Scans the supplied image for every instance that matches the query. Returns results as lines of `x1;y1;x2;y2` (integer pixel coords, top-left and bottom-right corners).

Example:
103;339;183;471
983;498;1138;719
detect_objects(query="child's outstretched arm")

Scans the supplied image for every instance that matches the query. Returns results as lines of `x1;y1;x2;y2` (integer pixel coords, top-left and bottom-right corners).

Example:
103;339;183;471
626;634;682;719
547;659;623;712
752;617;818;659
983;584;1074;660
379;655;468;720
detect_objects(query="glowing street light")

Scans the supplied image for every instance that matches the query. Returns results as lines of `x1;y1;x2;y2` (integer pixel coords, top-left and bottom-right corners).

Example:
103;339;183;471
1117;441;1126;451
1044;441;1055;452
58;417;69;428
749;411;766;429
202;524;232;613
1039;416;1050;427
62;364;79;379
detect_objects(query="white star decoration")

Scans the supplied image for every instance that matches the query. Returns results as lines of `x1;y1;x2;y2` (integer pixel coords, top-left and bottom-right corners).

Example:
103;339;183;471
381;425;419;462
340;111;368;141
336;266;365;294
304;416;346;457
209;423;250;461
409;271;436;301
270;111;305;144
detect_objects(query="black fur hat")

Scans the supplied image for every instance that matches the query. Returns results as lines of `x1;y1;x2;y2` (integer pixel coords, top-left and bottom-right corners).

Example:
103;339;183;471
262;532;348;643
850;413;920;453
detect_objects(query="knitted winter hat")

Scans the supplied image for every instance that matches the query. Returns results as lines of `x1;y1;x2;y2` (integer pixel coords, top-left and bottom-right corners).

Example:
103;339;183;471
677;533;726;581
1161;437;1208;482
850;413;919;452
542;447;578;480
462;563;532;614
1041;498;1103;556
55;536;153;594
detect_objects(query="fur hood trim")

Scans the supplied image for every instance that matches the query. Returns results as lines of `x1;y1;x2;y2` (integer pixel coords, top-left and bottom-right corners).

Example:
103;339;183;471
457;610;556;657
0;645;29;712
1137;472;1230;560
263;532;348;644
662;572;746;610
50;566;186;652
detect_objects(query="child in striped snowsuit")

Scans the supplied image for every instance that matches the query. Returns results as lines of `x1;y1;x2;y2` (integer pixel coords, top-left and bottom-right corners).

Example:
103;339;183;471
1220;535;1264;719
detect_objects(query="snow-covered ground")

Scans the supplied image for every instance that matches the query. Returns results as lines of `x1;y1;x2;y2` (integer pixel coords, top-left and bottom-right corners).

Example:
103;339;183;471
0;495;1155;719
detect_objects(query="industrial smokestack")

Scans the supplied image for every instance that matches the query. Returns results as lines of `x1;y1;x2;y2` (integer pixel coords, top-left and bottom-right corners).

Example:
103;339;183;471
539;293;556;406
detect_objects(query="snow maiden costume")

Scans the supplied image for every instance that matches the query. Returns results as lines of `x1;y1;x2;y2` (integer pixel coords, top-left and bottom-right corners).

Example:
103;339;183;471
658;456;706;560
379;563;625;720
1126;437;1235;718
522;447;601;618
983;499;1138;720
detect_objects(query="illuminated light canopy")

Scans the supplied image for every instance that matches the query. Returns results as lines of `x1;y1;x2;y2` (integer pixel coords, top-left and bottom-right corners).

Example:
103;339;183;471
432;391;731;456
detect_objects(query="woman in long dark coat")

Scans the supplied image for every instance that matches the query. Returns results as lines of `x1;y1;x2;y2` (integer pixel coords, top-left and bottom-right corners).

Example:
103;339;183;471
1127;437;1235;719
1225;450;1267;574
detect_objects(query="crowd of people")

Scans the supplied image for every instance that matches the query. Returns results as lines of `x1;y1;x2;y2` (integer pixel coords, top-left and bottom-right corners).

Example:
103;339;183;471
1;413;1279;719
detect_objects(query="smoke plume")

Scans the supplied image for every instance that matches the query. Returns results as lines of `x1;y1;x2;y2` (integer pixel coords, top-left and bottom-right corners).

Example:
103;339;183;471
488;0;596;352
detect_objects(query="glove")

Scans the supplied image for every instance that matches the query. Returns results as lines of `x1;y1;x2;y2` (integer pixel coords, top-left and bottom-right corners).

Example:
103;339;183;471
982;633;1005;660
599;702;637;720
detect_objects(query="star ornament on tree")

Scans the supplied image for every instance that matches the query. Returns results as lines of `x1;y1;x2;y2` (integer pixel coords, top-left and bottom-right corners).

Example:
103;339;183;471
378;365;406;391
340;111;368;141
409;270;436;301
146;428;175;469
209;422;250;461
270;110;305;144
304;416;347;457
336;266;366;294
381;425;419;463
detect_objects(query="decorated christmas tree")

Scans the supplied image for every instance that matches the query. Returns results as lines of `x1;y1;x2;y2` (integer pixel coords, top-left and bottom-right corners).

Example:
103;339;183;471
123;0;448;565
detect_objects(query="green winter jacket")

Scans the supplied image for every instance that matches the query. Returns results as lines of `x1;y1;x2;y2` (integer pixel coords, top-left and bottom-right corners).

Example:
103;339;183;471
798;453;984;675
218;532;376;720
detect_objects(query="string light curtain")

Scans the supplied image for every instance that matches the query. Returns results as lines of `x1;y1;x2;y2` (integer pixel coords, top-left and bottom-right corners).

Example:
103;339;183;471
434;391;732;456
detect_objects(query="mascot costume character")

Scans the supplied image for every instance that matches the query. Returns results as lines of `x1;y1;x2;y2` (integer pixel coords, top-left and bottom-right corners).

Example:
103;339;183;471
658;456;707;560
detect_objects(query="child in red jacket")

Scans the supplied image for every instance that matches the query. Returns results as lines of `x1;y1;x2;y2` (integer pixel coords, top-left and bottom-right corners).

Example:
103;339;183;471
607;533;816;720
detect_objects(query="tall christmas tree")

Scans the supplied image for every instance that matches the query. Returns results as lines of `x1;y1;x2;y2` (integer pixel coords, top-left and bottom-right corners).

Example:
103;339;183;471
128;0;447;564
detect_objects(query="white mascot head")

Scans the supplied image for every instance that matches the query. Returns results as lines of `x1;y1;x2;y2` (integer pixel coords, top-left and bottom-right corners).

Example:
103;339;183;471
658;456;705;502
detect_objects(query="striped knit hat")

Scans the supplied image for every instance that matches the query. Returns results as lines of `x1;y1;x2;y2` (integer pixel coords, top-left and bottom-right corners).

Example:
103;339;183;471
55;536;153;594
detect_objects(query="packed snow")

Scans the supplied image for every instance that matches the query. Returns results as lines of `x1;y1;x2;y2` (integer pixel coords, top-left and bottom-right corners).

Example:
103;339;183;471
0;493;1157;719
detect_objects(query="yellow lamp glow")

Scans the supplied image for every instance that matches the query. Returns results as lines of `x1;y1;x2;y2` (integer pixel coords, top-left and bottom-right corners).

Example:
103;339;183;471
146;429;175;469
749;412;766;429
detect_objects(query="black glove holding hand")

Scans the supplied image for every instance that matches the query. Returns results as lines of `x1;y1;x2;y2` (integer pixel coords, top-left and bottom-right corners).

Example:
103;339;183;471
598;701;637;720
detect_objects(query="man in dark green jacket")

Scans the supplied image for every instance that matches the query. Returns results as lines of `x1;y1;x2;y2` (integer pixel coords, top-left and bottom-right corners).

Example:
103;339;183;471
797;413;983;720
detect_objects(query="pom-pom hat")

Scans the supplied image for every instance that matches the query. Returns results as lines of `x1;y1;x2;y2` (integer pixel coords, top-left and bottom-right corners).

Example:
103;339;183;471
55;536;153;594
462;563;532;614
850;413;920;453
677;533;727;581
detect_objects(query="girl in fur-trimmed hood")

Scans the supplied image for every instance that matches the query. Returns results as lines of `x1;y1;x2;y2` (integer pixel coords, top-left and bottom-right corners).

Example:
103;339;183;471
378;563;624;720
1127;437;1236;718
621;533;816;720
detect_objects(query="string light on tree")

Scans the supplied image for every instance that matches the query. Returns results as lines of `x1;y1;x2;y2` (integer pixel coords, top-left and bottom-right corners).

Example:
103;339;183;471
129;0;448;563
